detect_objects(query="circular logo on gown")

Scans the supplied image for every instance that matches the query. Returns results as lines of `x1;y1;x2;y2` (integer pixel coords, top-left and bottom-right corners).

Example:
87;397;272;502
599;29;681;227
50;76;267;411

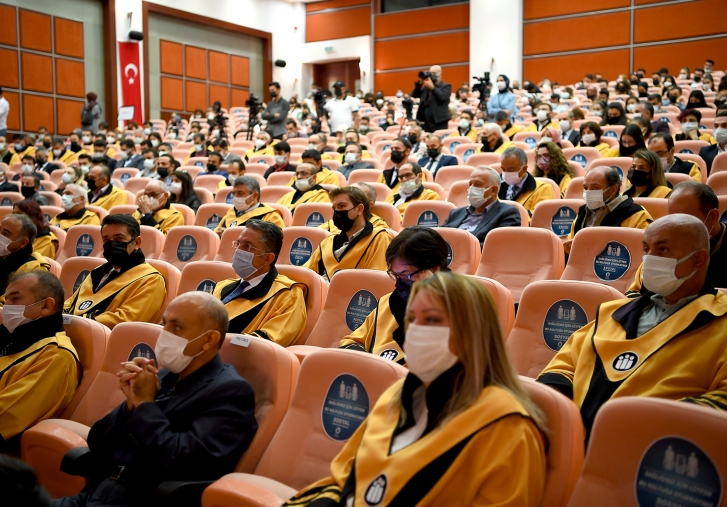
612;352;639;372
289;237;313;266
196;279;216;293
379;349;399;361
75;234;95;256
571;153;588;168
593;241;631;281
416;210;439;227
551;206;576;236
345;290;377;331
128;342;156;362
636;437;722;507
542;300;588;351
364;474;388;506
305;212;326;227
176;235;198;262
206;214;221;230
321;373;370;441
78;300;93;311
73;270;90;293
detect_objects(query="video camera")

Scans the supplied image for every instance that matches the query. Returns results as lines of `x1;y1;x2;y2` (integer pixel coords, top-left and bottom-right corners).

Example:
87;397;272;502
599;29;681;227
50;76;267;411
418;71;434;81
402;97;414;120
472;72;491;97
245;93;262;140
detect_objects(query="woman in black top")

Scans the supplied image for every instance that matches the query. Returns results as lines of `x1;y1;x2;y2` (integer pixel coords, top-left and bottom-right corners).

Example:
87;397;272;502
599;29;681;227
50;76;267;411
169;170;201;212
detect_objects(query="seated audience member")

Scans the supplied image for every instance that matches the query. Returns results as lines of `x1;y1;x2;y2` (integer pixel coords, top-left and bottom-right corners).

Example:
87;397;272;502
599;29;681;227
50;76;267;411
137;148;160;179
0;166;17;193
219;159;246;190
384;162;440;220
407;124;427;158
0;135;20;166
0;214;51;302
478;123;515;154
213;139;243;165
526;102;558;132
154;153;174;186
605;124;647;158
442;166;521;245
417;134;458;177
338;144;374;179
117;139;145;170
91;139;116;172
64;215;166;328
51;184;100;230
562;166;652;255
285;118;307;140
601;102;629;126
378;137;413;192
132;180;185;235
687;89;709;109
13;200;58;258
558;110;581;146
76;154;94;179
294;149;341;186
16;154;37;180
636;102;670;135
539;126;562;147
277;163;331;214
304;186;391;280
0;270;79;452
624;149;672;199
340;227;449;362
54;292;257;507
87;165;128;211
289;271;547;506
533;142;574;197
263;141;296;179
212;220;306;346
539;214;727;440
577;121;611;155
304;134;334;160
20;175;49;206
627;182;727;295
57;165;86;195
186;133;210;162
319;182;389;233
495;110;524;140
215;176;285;236
0;454;52;506
34;146;59;174
168;170;202;212
698;111;727;173
674;109;716;144
12;134;36;159
244;131;274;161
455;109;477;140
204;151;229;180
500;147;554;216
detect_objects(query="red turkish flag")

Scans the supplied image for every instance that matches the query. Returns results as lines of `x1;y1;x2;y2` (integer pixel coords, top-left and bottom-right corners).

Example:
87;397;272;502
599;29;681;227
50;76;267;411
118;42;143;124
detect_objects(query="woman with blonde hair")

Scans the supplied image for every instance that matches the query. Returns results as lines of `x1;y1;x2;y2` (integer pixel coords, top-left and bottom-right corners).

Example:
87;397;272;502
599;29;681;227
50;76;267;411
625;149;672;198
285;271;547;507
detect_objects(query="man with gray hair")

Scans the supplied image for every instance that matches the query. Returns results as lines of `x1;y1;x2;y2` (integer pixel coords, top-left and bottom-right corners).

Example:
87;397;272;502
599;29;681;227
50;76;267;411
0;214;50;302
442;166;521;246
51;184;100;231
214;176;285;236
132;179;184;235
562;165;652;255
479;123;516;154
539;213;727;440
499;146;554;215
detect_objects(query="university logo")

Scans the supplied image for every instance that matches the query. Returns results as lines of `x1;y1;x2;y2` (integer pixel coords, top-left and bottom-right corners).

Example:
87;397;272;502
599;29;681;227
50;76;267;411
612;352;638;372
364;475;388;506
380;349;399;361
78;300;93;311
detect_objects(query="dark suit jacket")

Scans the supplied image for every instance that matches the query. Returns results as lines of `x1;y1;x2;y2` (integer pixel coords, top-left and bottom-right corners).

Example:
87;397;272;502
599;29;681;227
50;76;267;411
651;120;671;135
84;355;256;503
412;81;452;125
699;144;721;175
417;154;459;177
117;154;145;170
562;130;581;146
442;200;521;246
36;162;60;174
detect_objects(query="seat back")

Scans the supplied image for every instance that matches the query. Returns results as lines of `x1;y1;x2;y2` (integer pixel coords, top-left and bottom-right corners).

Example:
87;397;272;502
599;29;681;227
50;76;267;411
465;153;501;168
347;169;383;184
179;260;236;295
507;280;624;378
60;257;106;299
453;143;482;163
193;187;215;205
710;152;727;174
260;185;294;204
531;199;584;236
707;172;727;195
561;227;645;293
446;180;468;207
44;256;61;276
422;181;446;200
563;147;602;171
254;349;407;489
477;228;565;302
563;177;585;199
266;203;293;227
219;335;300;473
145;259;181;317
158;226;220;270
431;227;481;274
56;225;104;263
113;168;139;184
401;200;456;228
665;172;692;187
674;140;709;155
290;202;333;228
678;153;709;183
371;202;401;231
278;226;331;266
501;199;531;226
266;172;295;186
632;197;668;220
172;203;195;226
108;204;138;216
567;397;727;507
466;275;516;339
195;203;233;230
194;174;225;194
433;166;474;191
248;154;275;166
305;269;394;347
50;225;66;254
139;225;165;260
276;264;329;343
535;177;562;199
40;205;64;222
514;131;542;149
40;191;62;207
215;226;245;262
86;205;109;221
122;177;150;195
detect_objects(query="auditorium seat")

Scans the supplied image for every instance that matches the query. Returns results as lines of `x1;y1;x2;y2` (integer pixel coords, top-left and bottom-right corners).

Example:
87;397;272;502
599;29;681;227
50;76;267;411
290;202;333;227
260;185;294;204
709;152;727;174
112;168;140;183
40;205;63;221
86;205;109;221
195;203;234;230
535;177;562;199
477;228;565;302
506;280;624;378
530;199;584;236
431;227;481;275
502;199;532;226
564;177;585;199
56;225;104;263
50;225;66;254
706;172;727;195
422;181;447;200
158;226;220;270
188;156;210;167
278;226;330;266
146;259;181;317
320;162;343;178
214;187;235;205
265;203;293;227
194;174;226;194
561;227;645;293
465;153;501;168
215;226;245;263
563;147;602;171
172;203;196;225
665;172;692;186
446;180;468;207
674;140;709;155
452;143;482;163
178;260;235;295
194;187;215;205
108;204;138;216
139;225;165;259
566;397;727;507
276;264;329;343
59;257;106;299
248;154;275;166
347;169;383;184
466;275;515;336
678;153;708;183
632;197;668;220
401;200;456;228
370;202;400;231
44;256;61;277
0;191;23;206
433;166;474;191
122;177;150;195
243;163;269;177
201;349;408;507
266;172;296;186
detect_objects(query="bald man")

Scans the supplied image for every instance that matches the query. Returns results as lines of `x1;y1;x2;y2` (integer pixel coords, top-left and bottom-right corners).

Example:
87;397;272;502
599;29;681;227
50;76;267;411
319;182;389;233
412;64;451;132
132;180;185;235
539;214;727;440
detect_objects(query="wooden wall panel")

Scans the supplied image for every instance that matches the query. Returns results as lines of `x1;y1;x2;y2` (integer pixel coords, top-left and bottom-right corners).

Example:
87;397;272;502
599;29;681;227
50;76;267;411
634;0;727;43
185;46;207;80
20;53;53;94
524;0;629;21
0;5;17;46
374;65;470;96
306;0;370;12
56;59;85;98
634;37;727;75
0;49;19;89
209;51;229;84
231;88;250;108
231;55;250;87
160;77;184;111
185;81;207;112
54;18;84;59
3;92;20;132
56;98;84;135
19;10;51;52
523;49;630;84
209;84;229;109
160;40;183;76
22;94;53;132
306;6;371;42
375;31;469;71
374;3;469;39
523;12;630;55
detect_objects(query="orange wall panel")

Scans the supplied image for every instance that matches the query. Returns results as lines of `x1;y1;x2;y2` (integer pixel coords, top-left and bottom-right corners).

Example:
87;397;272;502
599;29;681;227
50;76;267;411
375;31;469;71
20;52;53;94
160;40;183;76
209;51;229;84
54;18;84;59
22;94;53;133
524;12;630;55
0;5;17;46
185;81;207;112
0;48;19;89
4;91;20;131
523;49;630;84
374;64;470;96
524;0;629;20
306;0;370;13
185;46;207;80
55;59;85;98
160;77;184;111
209;84;229;109
634;0;727;43
19;10;51;52
231;56;250;88
231;88;250;108
305;6;371;42
634;37;727;75
374;3;468;39
56;98;84;135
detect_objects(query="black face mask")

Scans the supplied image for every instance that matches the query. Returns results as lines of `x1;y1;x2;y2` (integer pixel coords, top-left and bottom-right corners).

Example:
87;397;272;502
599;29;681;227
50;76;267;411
653;78;661;85
270;90;277;98
86;178;97;192
70;142;81;153
620;143;638;157
21;186;35;198
395;277;414;300
390;150;405;164
407;134;418;146
35;157;46;165
103;239;135;266
628;168;650;187
332;208;355;233
427;148;440;159
608;115;621;124
157;167;169;178
334;88;343;97
207;163;218;173
42;142;51;149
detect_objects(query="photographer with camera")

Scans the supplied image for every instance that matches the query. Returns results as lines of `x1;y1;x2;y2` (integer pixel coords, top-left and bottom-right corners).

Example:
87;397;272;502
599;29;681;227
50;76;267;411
261;82;290;140
412;65;451;133
324;80;359;133
487;74;518;121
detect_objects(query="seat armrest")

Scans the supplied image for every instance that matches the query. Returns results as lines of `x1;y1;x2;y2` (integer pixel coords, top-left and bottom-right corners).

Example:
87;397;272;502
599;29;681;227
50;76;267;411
60;447;93;476
285;345;319;363
155;480;214;507
201;473;294;507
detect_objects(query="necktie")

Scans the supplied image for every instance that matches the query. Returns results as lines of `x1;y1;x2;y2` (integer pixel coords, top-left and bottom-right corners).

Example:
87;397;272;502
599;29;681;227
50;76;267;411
428;158;436;171
222;281;250;304
96;269;120;291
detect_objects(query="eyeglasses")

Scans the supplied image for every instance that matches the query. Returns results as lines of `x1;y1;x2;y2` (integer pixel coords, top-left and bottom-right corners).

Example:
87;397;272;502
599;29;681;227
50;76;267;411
232;240;266;253
387;267;425;282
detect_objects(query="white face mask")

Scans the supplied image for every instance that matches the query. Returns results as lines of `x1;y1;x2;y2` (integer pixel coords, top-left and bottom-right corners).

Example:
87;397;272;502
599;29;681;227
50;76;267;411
212;130;220;137
502;171;522;186
255;139;267;149
583;187;612;210
459;119;470;130
143;159;155;170
307;143;317;151
559;120;571;131
151;140;160;148
149;197;161;210
0;233;13;257
232;248;260;279
3;300;43;333
154;329;207;373
233;195;253;212
61;194;78;210
144;128;152;135
592;110;603;117
660;156;670;169
467;185;491;208
167;133;176;140
497;81;506;91
714;127;727;145
158;151;168;157
399;179;419;196
403;324;458;382
344;152;358;165
170;182;182;195
108;138;116;145
540;136;553;145
642;251;697;297
80;165;91;175
582;133;596;145
0;143;5;152
120;150;129;159
21;164;34;175
681;122;699;132
194;144;203;152
537;110;549;122
274;155;287;165
627;103;637;112
295;177;313;192
134;137;143;144
208;113;215;120
82;136;91;144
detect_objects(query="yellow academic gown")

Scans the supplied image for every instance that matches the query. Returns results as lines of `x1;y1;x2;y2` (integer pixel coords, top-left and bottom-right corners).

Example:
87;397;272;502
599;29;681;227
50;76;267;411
525;121;558;132
212;268;307;347
504;124;525;140
214;203;285;234
538;286;727;437
33;230;58;259
243;145;275;161
277;185;331;214
0;250;51;305
498;173;554;216
286;169;341;187
131;203;185;235
50;149;85;165
385;186;441;220
284;372;546;507
319;214;389;234
88;185;128;212
304;222;391;280
64;255;167;329
334;151;373;163
479;140;515;155
624;184;672;199
50;208;101;231
0;316;80;442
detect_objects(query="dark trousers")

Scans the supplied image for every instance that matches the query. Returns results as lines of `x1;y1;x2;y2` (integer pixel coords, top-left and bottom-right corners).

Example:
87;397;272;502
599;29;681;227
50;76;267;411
272;133;285;140
423;119;449;133
53;479;130;507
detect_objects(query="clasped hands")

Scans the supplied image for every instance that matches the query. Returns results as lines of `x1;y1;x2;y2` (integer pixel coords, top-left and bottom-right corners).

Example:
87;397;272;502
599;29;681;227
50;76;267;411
118;357;160;412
